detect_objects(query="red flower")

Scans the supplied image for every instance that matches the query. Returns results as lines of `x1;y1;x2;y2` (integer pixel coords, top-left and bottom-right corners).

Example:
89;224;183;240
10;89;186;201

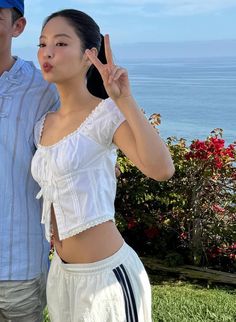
214;158;223;169
127;218;137;230
180;232;188;240
144;227;159;239
212;204;225;213
229;253;236;260
229;243;236;250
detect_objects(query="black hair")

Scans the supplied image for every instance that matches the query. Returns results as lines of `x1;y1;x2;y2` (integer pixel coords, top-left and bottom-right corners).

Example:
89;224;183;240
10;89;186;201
42;9;108;99
11;8;23;24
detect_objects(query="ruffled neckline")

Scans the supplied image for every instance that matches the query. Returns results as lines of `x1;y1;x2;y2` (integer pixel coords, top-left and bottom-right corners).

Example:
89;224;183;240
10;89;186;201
38;99;106;149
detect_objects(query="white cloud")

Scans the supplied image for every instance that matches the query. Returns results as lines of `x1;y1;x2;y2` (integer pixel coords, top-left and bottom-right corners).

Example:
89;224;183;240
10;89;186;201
157;0;236;16
70;0;236;16
24;0;236;18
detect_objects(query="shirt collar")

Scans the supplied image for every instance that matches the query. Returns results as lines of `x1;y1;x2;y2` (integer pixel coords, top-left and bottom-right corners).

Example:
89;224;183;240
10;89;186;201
8;56;25;75
0;57;25;85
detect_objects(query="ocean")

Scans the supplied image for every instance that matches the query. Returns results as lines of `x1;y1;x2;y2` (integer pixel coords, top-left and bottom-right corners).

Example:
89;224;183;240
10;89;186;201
120;57;236;145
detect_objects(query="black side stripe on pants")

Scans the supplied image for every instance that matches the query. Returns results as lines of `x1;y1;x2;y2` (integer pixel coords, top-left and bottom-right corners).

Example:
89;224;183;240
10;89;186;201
113;264;138;322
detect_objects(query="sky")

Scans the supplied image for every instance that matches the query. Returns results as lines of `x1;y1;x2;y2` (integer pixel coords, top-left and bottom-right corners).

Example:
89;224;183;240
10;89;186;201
13;0;236;61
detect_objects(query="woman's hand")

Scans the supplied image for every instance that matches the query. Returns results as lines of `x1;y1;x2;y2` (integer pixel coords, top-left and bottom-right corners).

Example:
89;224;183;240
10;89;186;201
87;35;174;182
85;34;132;102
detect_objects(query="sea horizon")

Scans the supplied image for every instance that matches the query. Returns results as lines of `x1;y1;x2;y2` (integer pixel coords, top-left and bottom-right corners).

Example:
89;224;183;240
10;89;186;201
12;47;236;145
118;56;236;145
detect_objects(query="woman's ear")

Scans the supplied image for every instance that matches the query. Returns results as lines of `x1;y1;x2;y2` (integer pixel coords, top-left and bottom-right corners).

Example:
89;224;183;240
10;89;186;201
12;17;26;38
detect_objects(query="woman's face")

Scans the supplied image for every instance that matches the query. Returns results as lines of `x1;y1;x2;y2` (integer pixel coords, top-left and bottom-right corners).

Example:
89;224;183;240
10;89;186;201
38;16;88;84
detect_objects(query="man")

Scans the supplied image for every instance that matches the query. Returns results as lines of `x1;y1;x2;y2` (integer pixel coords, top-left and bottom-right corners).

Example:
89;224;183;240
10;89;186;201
0;1;59;321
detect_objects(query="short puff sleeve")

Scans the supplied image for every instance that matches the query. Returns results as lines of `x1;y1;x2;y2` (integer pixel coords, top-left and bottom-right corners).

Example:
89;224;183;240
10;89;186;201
105;98;126;145
33;115;46;147
82;98;126;147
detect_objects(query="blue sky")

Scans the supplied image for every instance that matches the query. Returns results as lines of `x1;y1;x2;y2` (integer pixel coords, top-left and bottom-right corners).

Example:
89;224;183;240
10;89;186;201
13;0;236;60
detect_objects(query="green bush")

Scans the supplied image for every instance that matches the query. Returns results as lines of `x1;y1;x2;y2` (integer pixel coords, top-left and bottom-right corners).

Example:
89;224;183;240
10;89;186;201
116;121;236;271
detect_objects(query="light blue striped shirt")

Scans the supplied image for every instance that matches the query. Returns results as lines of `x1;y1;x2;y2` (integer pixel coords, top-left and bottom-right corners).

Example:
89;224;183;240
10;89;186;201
0;57;59;280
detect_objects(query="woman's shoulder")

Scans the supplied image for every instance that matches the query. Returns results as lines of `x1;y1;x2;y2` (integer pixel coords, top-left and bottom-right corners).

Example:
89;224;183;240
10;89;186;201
34;111;55;146
99;97;123;118
35;110;55;128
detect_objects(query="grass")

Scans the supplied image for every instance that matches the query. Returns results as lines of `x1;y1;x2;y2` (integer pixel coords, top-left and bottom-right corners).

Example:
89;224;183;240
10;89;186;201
151;275;236;322
44;277;236;322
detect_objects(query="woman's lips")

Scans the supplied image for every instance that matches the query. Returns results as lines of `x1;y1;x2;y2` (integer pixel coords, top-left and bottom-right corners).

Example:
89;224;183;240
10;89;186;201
43;63;53;73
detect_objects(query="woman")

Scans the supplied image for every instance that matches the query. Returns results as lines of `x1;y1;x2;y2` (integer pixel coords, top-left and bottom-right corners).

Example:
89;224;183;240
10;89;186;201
31;9;174;322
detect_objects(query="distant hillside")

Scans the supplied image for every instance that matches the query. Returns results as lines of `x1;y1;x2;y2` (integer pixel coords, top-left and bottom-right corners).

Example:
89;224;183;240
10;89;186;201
114;39;236;60
13;39;236;64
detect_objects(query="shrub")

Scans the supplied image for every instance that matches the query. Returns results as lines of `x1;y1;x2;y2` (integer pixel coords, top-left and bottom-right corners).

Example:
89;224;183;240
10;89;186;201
115;118;236;271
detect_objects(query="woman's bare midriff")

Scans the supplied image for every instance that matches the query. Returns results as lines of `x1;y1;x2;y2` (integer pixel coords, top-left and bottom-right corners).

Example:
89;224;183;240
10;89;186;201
51;206;124;264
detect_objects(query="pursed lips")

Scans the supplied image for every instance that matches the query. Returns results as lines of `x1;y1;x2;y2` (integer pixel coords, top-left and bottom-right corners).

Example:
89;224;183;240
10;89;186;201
43;62;53;73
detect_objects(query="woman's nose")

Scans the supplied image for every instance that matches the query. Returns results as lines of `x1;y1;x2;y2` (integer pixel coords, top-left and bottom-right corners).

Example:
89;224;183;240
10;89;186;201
43;49;54;59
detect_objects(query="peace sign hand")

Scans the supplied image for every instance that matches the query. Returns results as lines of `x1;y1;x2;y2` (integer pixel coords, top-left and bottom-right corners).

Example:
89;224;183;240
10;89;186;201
85;34;132;102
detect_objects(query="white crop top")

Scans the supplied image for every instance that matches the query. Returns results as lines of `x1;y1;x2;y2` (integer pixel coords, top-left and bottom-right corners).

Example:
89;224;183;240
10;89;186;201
31;98;126;242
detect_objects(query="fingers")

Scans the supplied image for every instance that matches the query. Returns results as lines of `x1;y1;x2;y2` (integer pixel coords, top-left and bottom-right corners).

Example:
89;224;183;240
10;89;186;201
86;35;126;86
86;34;114;71
108;66;127;84
104;34;114;66
113;67;127;81
85;49;103;73
108;65;119;83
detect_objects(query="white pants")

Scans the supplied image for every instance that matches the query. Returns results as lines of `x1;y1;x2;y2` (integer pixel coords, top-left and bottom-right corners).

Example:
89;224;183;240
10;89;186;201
47;243;152;322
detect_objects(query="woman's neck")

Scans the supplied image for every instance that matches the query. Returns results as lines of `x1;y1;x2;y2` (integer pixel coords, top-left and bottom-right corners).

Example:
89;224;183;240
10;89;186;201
56;78;99;115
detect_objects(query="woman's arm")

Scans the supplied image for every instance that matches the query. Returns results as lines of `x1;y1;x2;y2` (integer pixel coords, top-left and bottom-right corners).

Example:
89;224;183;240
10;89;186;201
113;96;174;181
86;34;174;181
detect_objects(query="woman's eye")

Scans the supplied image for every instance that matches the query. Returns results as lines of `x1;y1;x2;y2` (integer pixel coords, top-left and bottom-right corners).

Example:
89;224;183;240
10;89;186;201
56;43;67;46
37;43;46;48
